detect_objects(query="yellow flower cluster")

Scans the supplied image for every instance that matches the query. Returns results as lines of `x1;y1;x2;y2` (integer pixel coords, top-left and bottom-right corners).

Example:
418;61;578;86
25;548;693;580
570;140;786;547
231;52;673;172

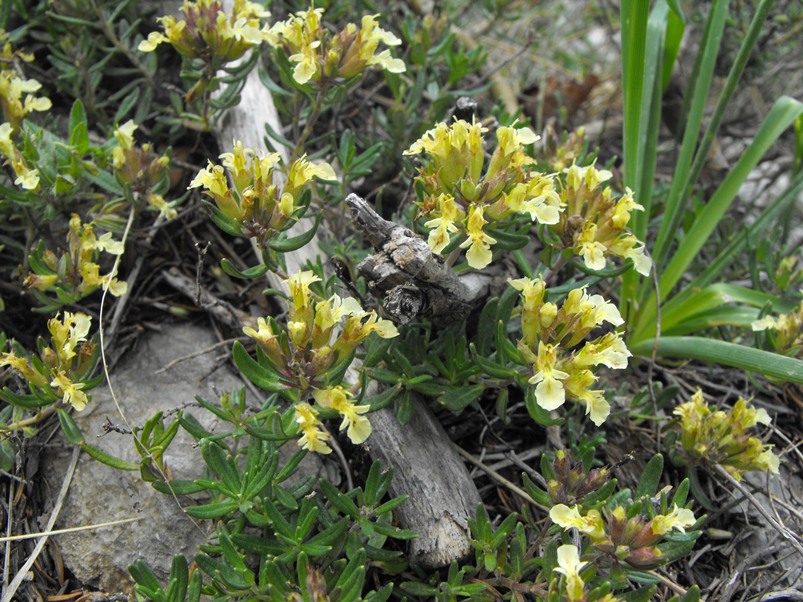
552;162;650;276
112;120;176;219
190;142;335;246
751;298;802;358
265;8;406;85
405;119;561;269
673;389;780;480
550;502;696;570
0;312;95;411
243;271;398;452
0;30;52;130
294;385;372;455
138;0;270;62
509;277;630;425
23;214;127;299
0;31;51;191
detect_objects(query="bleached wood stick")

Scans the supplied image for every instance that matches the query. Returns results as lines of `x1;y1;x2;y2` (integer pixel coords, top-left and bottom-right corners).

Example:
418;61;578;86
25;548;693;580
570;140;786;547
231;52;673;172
211;3;482;567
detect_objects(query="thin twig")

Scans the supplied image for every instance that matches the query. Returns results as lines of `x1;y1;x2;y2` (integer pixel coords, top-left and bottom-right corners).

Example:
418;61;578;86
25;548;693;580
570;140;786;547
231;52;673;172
2;481;12;591
1;447;79;602
454;445;549;513
714;464;803;558
0;517;142;543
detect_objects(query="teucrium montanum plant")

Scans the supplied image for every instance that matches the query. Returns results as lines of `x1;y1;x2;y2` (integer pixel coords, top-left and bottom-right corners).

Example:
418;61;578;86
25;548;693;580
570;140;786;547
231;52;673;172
3;1;797;599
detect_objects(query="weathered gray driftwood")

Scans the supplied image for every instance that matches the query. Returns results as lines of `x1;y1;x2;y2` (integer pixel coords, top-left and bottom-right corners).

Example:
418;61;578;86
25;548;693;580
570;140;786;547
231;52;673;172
212;16;482;568
346;194;473;325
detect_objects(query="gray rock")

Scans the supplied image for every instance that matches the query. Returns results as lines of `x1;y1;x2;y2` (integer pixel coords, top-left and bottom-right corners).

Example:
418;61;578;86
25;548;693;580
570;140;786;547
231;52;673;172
41;321;325;593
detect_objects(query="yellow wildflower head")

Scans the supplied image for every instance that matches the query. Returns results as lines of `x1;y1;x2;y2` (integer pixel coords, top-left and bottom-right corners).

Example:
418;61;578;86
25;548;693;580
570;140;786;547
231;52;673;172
554;544;585;602
312;385;372;444
294;402;331;454
138;0;270;62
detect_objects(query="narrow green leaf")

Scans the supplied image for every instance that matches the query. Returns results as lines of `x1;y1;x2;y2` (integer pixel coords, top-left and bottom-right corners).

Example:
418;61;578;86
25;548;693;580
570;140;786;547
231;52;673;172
219;258;268;280
57;408;85;445
185;500;239;519
630;337;803;384
620;0;650;190
268;213;322;253
81;443;139;471
438;385;484;413
232;340;285;392
635;454;664;499
68;100;89;154
652;0;729;268
634;96;803;342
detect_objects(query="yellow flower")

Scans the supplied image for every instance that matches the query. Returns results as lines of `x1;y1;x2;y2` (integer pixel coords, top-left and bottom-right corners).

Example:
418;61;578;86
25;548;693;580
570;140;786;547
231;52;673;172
289;41;321;84
295;402;331;454
550;504;605;540
424;194;462;254
48;312;91;364
529;342;569;411
138;31;167;52
518;178;563;225
314;294;362;333
90;232;125;255
114;120;137;150
147;193;178;220
313;386;372;444
650;504;696;535
286;270;321;311
190;161;230;198
0;122;14;157
554;544;585;602
577;222;607;271
286;156;337;191
0;351;48;387
611;187;643;228
755;449;780;474
50;370;89;411
14;167;39;190
496;124;538;156
459;204;496;269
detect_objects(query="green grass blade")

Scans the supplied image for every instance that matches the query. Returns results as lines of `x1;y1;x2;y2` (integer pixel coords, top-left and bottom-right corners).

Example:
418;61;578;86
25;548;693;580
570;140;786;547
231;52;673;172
660;283;794;335
682;0;774;203
630;337;803;384
620;0;650;191
621;2;678;313
651;0;728;269
658;96;803;296
662;2;686;92
662;306;760;335
632;96;803;342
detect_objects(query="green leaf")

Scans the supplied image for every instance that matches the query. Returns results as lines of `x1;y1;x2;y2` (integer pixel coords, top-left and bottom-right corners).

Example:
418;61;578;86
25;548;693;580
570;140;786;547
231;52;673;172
129;559;162;595
57;409;85;445
630;337;803;384
232;341;285;392
363;384;401;411
438;385;484;413
68;100;89;155
0;439;15;473
166;555;188;602
219;258;268;280
81;443;139;471
484;225;530;250
636;454;664;499
185;500;239;519
269;213;322;252
634;96;803;342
